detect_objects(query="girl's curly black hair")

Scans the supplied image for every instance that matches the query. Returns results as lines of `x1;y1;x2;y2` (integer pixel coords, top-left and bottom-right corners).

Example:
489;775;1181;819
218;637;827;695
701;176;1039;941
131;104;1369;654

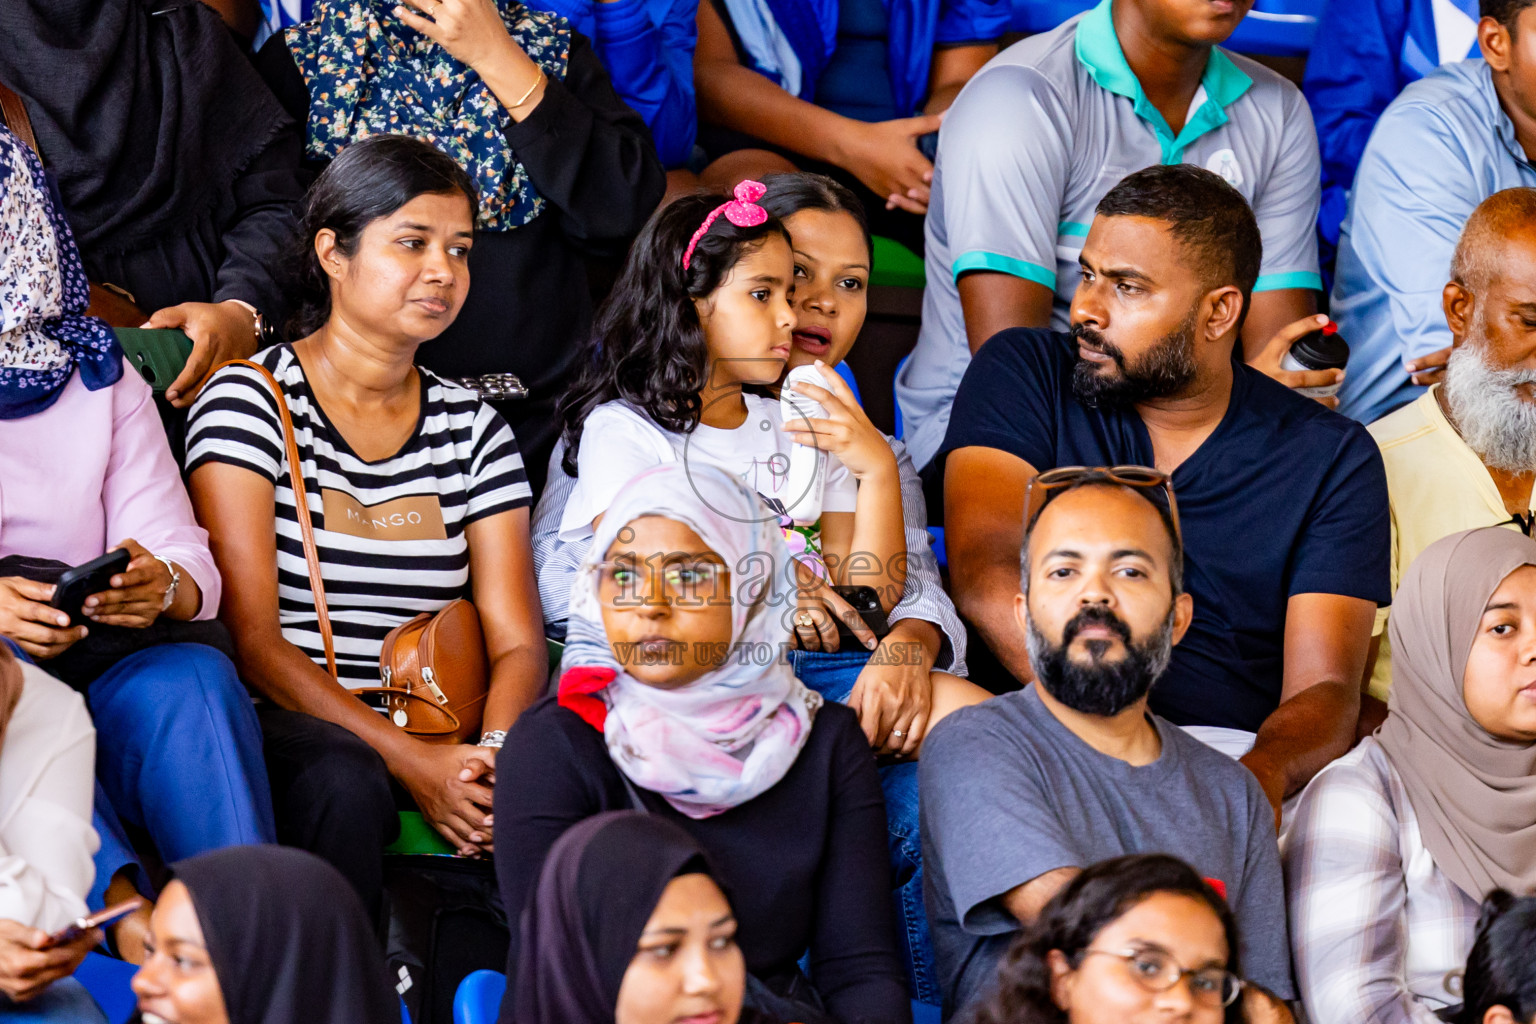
972;854;1247;1024
557;190;789;476
1441;890;1536;1024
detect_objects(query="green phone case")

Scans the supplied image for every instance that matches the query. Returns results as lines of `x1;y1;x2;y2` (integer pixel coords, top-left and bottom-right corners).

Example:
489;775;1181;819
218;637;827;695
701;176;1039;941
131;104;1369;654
114;328;194;394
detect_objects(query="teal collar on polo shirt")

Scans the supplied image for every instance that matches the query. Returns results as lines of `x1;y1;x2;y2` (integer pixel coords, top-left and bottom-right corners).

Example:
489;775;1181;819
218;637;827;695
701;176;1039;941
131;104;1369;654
1074;0;1253;164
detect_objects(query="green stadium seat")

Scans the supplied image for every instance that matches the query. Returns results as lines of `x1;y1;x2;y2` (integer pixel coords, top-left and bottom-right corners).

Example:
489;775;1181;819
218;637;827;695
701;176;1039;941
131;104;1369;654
388;810;457;857
870;235;925;289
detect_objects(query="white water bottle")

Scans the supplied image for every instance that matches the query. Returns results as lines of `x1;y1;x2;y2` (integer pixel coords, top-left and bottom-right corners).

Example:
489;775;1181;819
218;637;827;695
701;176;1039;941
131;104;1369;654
779;364;830;526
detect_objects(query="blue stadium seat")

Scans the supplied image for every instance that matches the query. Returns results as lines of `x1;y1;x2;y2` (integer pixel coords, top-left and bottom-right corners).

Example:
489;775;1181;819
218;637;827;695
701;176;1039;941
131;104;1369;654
1008;0;1320;57
892;353;909;441
1226;0;1321;57
834;360;862;405
1008;0;1093;33
75;950;413;1023
454;969;507;1024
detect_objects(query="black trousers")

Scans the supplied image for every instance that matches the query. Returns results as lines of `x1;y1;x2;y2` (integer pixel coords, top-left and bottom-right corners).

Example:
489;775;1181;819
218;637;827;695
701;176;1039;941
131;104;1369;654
257;706;401;921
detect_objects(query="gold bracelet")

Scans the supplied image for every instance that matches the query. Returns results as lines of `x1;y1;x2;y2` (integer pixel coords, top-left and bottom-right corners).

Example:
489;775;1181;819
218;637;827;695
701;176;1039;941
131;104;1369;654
510;71;545;109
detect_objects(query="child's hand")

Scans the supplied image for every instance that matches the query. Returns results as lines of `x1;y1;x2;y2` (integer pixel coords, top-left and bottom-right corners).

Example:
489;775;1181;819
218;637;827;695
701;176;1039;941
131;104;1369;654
783;361;897;482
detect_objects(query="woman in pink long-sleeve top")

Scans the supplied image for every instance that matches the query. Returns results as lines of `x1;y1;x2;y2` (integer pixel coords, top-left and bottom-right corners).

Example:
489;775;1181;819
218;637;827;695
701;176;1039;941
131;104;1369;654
0;124;274;964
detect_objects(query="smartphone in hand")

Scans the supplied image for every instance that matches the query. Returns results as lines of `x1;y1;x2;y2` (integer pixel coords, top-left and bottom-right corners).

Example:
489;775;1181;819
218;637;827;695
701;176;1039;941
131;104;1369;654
39;897;144;950
832;585;892;646
49;549;131;626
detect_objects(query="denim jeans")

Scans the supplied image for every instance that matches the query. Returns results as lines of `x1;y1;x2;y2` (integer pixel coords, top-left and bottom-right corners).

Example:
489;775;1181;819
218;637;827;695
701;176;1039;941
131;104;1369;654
87;643;278;869
789;648;939;1005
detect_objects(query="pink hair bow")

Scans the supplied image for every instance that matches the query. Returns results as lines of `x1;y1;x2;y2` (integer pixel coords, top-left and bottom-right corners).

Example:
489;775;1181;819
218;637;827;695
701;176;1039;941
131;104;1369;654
681;180;770;270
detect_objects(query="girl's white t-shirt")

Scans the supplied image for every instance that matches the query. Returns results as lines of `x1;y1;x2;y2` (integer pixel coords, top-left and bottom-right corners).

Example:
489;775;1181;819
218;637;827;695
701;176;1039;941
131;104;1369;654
559;396;858;543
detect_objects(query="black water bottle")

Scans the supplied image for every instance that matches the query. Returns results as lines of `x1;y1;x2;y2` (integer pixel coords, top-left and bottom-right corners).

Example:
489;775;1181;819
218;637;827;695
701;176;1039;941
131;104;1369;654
1279;320;1349;398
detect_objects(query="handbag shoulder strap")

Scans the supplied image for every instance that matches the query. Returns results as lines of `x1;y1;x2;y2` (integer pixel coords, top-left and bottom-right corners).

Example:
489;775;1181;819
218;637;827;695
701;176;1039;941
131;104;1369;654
221;358;338;680
0;80;40;158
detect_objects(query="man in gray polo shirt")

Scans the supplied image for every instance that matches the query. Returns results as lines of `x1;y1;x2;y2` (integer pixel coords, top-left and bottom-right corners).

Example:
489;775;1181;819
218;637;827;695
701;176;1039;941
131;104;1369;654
895;0;1326;472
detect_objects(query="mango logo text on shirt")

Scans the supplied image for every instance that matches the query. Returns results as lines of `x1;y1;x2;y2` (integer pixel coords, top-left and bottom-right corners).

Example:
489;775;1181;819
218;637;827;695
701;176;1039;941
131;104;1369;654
320;490;449;541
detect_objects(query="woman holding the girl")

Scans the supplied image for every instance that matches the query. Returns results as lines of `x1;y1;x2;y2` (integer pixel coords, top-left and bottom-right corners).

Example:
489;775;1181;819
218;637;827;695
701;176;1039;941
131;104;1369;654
1285;526;1536;1023
187;135;547;917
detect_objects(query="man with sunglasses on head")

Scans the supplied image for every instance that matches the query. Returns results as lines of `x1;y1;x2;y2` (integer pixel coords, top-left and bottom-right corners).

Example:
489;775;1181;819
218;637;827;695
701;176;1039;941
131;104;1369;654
941;164;1390;823
920;471;1295;1017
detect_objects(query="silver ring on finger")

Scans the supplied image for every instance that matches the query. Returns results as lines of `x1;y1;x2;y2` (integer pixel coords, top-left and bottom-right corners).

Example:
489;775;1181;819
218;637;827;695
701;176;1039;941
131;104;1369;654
892;729;905;739
794;611;816;629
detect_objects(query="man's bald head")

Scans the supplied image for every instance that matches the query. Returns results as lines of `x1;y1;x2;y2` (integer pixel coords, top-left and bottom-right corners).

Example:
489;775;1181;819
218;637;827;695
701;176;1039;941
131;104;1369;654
1441;188;1536;475
1450;187;1536;295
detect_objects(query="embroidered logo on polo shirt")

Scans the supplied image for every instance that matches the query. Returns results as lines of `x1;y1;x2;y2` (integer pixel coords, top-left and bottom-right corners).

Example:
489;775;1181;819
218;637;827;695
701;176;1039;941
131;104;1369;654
1207;149;1244;188
321;490;447;541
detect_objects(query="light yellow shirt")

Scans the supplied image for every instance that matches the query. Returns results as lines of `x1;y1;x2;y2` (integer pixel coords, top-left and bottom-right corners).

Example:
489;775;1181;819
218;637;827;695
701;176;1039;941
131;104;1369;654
1367;386;1535;699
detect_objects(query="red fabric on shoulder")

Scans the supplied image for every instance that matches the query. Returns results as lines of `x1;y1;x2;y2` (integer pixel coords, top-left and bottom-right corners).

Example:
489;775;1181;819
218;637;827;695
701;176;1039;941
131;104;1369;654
557;666;616;732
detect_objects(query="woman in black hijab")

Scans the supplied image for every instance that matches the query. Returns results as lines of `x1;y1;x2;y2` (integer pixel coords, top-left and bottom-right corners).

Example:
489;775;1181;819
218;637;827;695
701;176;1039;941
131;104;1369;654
511;811;774;1024
130;845;398;1024
0;0;305;409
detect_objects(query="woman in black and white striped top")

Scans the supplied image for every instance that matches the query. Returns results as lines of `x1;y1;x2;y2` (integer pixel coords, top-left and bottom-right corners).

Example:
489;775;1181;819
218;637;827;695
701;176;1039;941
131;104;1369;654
187;136;547;911
188;347;528;680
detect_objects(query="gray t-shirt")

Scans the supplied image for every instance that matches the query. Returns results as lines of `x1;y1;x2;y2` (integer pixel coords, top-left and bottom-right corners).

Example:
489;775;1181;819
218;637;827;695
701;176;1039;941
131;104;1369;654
919;685;1295;1015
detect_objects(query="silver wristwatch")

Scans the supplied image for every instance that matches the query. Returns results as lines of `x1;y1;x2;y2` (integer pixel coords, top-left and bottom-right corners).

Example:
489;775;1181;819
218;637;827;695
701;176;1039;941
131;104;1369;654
154;556;182;613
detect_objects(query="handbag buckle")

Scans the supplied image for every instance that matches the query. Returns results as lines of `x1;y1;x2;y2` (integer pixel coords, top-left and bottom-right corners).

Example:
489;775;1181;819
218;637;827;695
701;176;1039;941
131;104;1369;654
422;667;449;705
381;665;393;688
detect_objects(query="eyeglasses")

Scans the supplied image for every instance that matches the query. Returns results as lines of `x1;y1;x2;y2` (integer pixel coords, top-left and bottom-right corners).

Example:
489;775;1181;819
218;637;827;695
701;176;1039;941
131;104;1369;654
1023;465;1182;548
589;558;731;604
1075;947;1243;1008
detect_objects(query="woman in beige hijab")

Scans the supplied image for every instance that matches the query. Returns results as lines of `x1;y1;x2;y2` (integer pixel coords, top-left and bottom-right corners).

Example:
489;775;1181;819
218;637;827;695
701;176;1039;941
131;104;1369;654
1284;526;1536;1024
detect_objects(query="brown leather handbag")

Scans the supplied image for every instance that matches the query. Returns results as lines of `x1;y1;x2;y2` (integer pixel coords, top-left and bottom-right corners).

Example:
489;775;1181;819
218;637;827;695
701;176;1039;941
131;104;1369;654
0;80;147;328
358;600;489;743
228;358;490;745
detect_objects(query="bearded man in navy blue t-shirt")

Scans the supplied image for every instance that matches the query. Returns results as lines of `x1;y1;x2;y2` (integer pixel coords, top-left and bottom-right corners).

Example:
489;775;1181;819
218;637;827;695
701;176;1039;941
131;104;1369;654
940;164;1390;821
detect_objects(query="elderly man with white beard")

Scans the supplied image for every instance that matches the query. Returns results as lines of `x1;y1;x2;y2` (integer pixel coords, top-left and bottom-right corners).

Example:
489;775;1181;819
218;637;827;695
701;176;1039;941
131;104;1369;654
1366;186;1536;702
